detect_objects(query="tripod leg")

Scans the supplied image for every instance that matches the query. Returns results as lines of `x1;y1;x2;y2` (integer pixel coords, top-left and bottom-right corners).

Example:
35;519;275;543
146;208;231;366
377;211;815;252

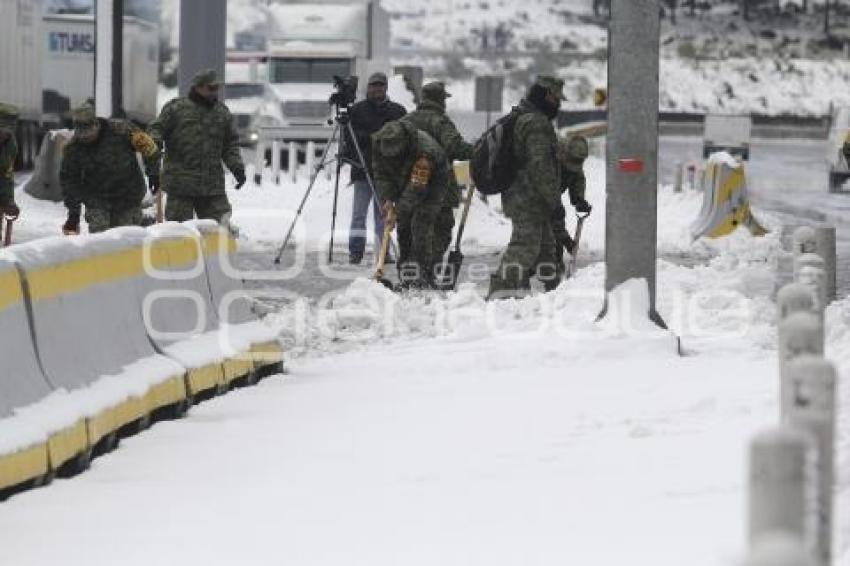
328;153;344;264
345;121;399;258
273;125;340;264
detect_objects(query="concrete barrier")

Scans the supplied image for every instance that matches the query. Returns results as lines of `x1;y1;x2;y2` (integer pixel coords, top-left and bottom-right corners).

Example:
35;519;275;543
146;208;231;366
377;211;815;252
690;155;768;240
192;220;284;373
142;223;255;392
12;232;188;448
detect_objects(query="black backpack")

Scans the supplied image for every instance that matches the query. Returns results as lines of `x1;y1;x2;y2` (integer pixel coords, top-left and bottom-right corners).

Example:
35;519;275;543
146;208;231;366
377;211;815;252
470;109;521;195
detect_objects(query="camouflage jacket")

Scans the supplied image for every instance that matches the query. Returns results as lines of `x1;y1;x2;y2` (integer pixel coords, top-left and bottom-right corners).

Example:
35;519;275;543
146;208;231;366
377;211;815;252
372;123;449;217
843;132;850;162
0;137;16;206
60;119;158;213
148;93;244;197
402;101;473;208
502;99;561;217
552;168;587;239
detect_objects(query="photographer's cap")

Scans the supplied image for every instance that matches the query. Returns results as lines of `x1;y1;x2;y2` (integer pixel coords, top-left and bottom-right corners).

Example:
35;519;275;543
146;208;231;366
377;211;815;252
368;72;388;85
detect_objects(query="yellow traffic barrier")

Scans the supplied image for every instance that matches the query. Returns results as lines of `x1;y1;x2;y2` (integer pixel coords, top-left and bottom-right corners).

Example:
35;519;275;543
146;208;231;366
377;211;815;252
691;155;768;240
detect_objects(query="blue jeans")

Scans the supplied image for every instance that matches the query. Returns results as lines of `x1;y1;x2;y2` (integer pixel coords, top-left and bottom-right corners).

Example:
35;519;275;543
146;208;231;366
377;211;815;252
349;179;385;256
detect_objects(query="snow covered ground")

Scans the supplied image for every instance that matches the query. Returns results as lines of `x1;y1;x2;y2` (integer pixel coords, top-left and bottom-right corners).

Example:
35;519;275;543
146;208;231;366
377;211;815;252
5;139;850;565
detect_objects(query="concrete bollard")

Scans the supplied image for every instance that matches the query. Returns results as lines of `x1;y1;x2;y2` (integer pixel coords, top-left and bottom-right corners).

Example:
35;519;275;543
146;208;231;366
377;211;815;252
792;227;817;256
254;140;265;185
674;161;684;193
776;283;817;322
288;141;298;183
813;227;836;303
778;311;824;421
271;139;281;185
794;254;827;317
743;532;816;566
786;355;837;566
306;141;316;179
749;427;815;549
687;163;696;190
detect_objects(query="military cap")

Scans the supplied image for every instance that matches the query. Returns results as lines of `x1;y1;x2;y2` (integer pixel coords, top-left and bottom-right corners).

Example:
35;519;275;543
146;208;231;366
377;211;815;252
368;72;388;85
0;103;18;129
191;68;221;88
535;75;567;101
376;121;408;157
72;103;97;128
421;81;452;103
557;135;589;172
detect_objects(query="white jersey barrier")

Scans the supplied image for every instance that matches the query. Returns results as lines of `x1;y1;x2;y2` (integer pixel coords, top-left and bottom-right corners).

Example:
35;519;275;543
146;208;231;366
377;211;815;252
142;223;254;393
192;220;284;372
11;233;188;449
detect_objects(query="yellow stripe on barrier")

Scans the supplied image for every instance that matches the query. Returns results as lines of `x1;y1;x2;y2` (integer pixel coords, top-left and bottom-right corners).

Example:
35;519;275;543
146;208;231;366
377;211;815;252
250;341;284;368
47;420;88;470
223;357;254;384
26;238;204;302
144;375;187;413
0;269;23;312
186;363;225;395
86;397;146;444
201;231;237;256
0;443;48;490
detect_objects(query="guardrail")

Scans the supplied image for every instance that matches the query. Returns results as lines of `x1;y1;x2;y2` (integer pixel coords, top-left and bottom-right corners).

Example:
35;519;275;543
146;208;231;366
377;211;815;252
0;222;284;500
253;124;335;185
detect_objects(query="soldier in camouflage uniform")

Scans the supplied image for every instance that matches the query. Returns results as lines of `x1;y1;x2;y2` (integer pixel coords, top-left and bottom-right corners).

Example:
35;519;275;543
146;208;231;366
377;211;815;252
149;69;246;223
533;135;593;291
372;120;449;288
843;131;850;163
60;104;160;234
488;76;566;300
401;82;474;269
0;103;20;218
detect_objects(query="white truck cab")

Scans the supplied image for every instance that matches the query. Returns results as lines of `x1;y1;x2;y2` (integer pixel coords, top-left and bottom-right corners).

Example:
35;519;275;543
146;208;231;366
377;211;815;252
265;1;390;130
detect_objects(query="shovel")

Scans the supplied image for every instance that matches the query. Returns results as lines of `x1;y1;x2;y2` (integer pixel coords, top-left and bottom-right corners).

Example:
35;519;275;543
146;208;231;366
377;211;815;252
155;190;164;223
567;211;590;278
441;178;477;291
2;211;17;247
373;209;396;290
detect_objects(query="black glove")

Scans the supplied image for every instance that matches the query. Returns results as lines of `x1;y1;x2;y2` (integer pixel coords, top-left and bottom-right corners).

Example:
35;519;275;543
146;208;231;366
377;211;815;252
148;174;160;195
575;198;592;214
63;211;81;235
233;168;246;190
555;231;575;255
1;202;20;219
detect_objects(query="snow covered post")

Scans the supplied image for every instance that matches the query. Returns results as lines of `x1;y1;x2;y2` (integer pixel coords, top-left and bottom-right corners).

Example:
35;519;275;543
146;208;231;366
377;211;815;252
288;142;298;183
271;140;281;185
794;254;827;318
748;427;814;550
687;164;696;190
600;0;665;328
813;227;837;303
778;311;823;421
777;284;816;322
306;141;316;179
792;227;817;256
743;532;816;566
786;356;837;566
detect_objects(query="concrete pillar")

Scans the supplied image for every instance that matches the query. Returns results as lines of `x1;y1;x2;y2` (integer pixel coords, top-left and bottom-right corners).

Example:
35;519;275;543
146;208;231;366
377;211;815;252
744;532;816;566
601;0;664;327
306;141;316;178
813;227;836;303
254;140;265;185
749;427;814;549
778;311;824;421
179;0;227;96
786;356;837;566
95;0;122;118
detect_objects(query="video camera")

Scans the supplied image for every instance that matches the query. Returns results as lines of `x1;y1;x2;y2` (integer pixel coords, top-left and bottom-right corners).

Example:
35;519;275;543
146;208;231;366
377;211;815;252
329;75;359;109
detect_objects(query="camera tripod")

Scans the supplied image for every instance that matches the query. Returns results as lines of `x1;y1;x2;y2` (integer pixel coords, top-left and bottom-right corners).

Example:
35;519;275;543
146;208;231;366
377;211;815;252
273;106;394;265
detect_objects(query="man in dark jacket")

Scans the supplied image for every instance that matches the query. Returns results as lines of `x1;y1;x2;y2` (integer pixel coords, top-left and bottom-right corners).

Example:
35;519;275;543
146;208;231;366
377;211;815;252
346;72;406;264
60;103;159;233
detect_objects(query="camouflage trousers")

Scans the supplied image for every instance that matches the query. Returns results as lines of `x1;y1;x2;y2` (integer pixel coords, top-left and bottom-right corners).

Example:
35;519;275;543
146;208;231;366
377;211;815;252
165;194;232;223
396;205;438;287
431;206;456;266
490;207;556;296
85;204;142;234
